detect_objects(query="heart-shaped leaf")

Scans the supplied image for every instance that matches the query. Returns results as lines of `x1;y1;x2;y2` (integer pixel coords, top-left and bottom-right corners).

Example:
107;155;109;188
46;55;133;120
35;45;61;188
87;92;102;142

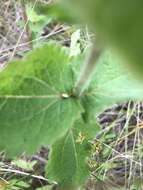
0;43;83;156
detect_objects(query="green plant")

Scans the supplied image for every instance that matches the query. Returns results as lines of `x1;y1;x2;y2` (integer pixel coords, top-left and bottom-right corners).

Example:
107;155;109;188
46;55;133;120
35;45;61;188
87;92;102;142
1;1;143;189
0;41;143;189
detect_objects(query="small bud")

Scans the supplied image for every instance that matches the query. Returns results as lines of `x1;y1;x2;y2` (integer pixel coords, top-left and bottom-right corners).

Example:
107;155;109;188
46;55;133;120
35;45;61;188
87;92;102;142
61;93;69;99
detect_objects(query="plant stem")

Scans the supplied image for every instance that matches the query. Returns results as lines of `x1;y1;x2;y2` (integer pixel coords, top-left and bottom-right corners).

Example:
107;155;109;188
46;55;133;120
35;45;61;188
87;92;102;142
74;44;101;97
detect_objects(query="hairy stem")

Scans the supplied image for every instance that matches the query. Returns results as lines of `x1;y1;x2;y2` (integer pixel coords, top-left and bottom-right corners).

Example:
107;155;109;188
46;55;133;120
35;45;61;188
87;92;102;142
74;44;101;97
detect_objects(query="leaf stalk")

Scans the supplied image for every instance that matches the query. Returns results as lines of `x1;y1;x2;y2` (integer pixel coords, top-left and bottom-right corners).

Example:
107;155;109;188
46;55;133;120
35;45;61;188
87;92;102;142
74;44;101;97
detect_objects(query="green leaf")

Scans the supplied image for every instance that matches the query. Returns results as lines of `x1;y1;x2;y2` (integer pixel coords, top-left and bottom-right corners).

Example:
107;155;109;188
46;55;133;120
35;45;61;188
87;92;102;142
12;159;36;171
7;179;30;190
46;119;100;188
80;51;143;119
26;3;52;42
0;43;83;156
26;5;45;23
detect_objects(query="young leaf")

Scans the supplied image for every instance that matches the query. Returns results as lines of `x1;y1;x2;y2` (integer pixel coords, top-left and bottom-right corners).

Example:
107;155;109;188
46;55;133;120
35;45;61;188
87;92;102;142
26;3;51;42
0;43;83;156
12;159;36;171
46;120;100;188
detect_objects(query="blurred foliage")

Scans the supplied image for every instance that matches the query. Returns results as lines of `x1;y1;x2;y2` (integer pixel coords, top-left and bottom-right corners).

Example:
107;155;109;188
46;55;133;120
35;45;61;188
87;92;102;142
58;0;143;77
